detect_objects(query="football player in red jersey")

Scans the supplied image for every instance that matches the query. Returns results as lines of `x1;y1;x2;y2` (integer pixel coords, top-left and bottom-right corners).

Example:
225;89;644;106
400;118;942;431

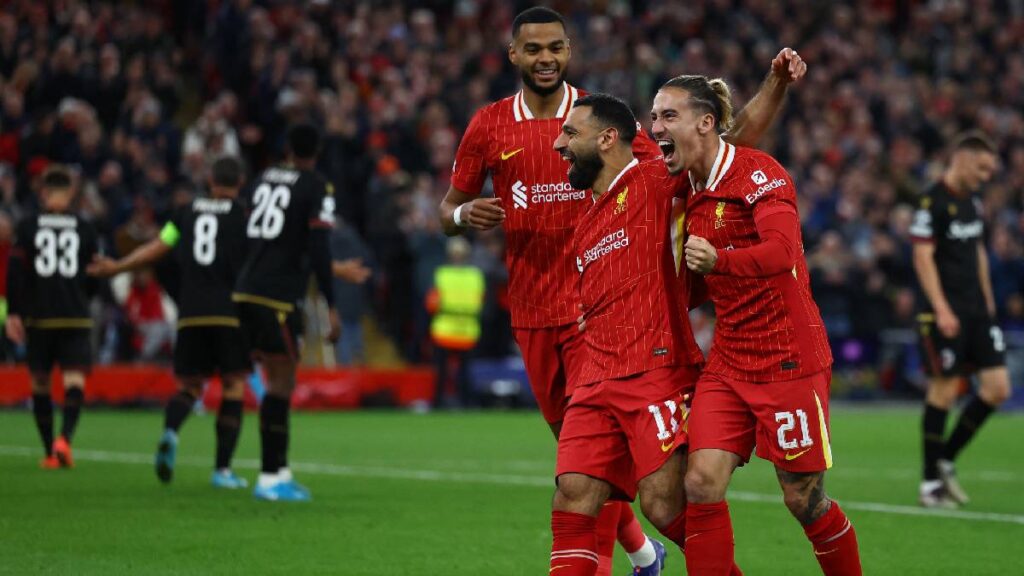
547;92;708;576
651;75;862;575
439;7;806;575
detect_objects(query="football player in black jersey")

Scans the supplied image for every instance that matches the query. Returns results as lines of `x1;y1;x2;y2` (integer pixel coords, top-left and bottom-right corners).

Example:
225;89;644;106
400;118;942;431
910;131;1012;507
89;156;250;489
233;123;340;501
6;166;99;469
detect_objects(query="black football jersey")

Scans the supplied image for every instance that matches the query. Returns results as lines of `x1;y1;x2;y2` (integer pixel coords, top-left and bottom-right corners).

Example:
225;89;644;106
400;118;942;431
234;166;335;308
9;212;99;326
166;197;247;323
910;181;986;316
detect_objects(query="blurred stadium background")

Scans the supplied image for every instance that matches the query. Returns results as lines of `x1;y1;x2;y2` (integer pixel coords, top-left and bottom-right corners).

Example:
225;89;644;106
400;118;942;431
1;1;1022;574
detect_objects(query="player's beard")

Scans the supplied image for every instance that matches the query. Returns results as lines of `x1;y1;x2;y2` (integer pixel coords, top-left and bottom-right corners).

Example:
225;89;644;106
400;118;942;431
567;150;603;191
520;65;567;97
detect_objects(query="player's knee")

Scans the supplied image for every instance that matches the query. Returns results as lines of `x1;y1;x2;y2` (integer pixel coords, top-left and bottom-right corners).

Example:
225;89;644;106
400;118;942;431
781;489;812;519
926;379;958;409
221;377;246;400
30;374;50;394
684;465;728;504
553;474;607;515
638;495;677;530
179;380;203;397
981;382;1011;406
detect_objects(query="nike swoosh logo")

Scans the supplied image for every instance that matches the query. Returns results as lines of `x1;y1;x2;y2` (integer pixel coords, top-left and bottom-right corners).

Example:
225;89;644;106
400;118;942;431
785;448;812;461
550;565;572;572
684;532;703;542
501;148;525;160
814;548;838;556
660;441;675;453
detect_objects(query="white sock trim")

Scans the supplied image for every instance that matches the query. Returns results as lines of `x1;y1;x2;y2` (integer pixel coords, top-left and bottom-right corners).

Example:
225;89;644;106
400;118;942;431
626;537;657;568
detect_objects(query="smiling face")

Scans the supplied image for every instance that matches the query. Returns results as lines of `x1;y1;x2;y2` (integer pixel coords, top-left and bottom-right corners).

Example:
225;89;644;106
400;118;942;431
509;22;570;97
553;106;604;190
650;87;716;175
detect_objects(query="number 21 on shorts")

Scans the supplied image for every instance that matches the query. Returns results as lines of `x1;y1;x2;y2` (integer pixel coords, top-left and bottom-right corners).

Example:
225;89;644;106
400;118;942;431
775;409;813;451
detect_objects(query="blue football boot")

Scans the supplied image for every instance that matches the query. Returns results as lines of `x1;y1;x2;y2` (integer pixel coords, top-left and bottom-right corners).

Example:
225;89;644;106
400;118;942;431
630;538;666;576
155;430;178;484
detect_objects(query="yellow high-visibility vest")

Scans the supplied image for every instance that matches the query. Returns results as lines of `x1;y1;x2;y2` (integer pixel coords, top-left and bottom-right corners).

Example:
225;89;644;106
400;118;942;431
430;265;485;351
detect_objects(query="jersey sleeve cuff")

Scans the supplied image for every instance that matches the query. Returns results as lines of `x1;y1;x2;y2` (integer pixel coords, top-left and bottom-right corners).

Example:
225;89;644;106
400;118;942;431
450;176;484;197
713;249;732;275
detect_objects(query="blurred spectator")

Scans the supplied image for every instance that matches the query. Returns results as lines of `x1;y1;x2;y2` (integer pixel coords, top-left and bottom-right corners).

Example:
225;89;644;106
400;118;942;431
330;218;373;366
124;269;174;362
0;0;1018;390
427;237;484;408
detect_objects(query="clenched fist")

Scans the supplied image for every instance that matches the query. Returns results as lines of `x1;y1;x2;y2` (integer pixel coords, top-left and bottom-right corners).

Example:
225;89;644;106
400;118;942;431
685;236;719;275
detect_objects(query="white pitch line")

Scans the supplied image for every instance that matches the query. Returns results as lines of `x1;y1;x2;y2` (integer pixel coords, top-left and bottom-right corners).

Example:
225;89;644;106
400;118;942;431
2;445;1023;526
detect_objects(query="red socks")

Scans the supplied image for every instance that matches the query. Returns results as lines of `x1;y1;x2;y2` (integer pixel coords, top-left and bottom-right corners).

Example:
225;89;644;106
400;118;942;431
656;508;687;549
680;499;859;576
551;510;599;576
803;502;862;576
593;503;621;576
685;501;740;576
615;502;648;553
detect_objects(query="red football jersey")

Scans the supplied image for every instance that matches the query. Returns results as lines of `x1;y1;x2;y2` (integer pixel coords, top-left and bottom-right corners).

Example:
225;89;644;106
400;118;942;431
451;83;662;328
684;141;832;382
573;158;705;387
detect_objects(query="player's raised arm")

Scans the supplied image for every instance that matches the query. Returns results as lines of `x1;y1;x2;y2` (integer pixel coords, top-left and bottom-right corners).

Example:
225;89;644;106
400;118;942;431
726;47;806;148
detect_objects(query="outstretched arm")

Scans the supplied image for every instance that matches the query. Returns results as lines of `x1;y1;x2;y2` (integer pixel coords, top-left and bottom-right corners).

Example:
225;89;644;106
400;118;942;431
87;232;173;277
726;48;806;148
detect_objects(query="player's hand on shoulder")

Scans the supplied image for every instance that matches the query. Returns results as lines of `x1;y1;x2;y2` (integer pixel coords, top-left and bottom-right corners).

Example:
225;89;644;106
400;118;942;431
685;236;718;275
86;255;118;278
771;47;806;84
463;198;505;230
5;314;24;345
936;307;961;339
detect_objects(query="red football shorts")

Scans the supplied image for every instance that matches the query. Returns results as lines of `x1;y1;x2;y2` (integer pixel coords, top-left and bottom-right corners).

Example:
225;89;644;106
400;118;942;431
555;365;699;501
513;323;586;424
688;369;833;473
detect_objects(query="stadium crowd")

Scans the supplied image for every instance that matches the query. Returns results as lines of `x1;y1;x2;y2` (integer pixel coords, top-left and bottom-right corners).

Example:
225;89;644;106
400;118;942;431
0;0;1022;397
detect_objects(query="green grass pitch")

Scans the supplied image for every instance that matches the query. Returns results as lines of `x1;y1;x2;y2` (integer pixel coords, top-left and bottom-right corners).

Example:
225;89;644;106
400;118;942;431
0;408;1021;575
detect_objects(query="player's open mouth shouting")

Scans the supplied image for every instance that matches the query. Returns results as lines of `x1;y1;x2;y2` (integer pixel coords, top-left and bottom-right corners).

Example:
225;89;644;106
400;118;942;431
657;138;676;164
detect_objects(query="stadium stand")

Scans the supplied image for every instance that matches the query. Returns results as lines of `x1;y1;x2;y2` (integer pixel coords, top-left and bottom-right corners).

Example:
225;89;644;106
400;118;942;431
0;1;1021;405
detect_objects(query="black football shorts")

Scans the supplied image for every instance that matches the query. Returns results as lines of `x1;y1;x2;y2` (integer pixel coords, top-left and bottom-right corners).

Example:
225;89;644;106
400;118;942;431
918;312;1006;378
236;302;304;359
27;328;92;374
174;325;251;378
